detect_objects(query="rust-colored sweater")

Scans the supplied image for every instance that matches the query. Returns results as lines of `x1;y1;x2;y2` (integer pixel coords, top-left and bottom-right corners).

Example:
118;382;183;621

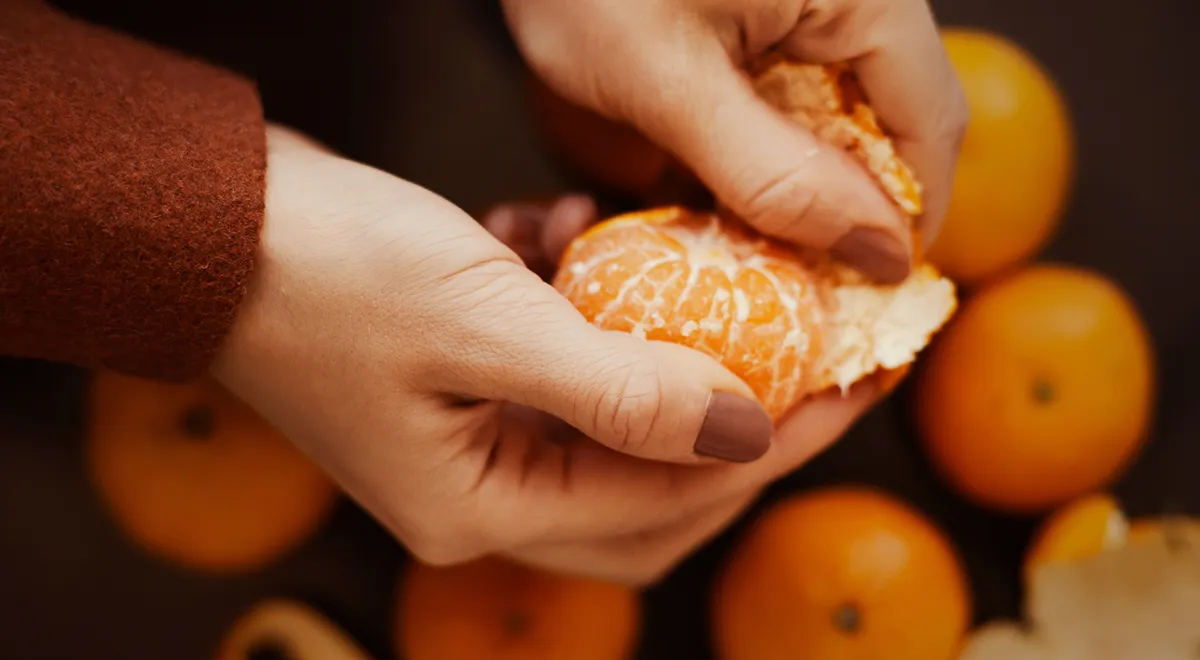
0;0;266;381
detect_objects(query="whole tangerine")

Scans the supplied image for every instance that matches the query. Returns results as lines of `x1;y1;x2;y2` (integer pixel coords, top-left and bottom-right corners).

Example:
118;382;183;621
525;74;674;200
711;486;971;660
86;372;339;573
393;556;641;660
1126;516;1200;548
926;28;1075;285
914;264;1155;515
1023;493;1128;584
553;207;957;419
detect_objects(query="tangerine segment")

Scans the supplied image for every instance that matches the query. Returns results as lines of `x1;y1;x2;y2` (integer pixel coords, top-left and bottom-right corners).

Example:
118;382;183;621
554;207;957;419
1024;493;1128;583
751;57;924;216
86;372;339;573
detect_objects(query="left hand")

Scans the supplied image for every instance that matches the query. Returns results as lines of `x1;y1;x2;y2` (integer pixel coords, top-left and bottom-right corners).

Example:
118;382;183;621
479;195;882;582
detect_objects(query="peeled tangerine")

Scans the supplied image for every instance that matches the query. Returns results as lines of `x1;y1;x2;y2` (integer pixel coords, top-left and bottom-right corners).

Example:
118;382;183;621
553;56;956;420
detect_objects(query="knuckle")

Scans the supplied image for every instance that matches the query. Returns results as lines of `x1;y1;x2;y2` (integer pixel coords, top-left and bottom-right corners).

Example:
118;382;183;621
593;359;668;455
934;82;971;149
739;168;820;235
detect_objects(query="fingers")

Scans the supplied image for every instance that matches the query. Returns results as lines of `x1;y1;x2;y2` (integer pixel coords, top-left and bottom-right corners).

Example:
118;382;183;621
780;0;968;244
479;194;598;279
396;371;879;567
611;31;913;283
502;490;760;586
433;258;774;465
468;380;880;549
540;195;597;264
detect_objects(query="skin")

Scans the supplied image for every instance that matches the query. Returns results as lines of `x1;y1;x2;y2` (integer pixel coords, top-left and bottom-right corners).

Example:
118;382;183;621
212;0;966;585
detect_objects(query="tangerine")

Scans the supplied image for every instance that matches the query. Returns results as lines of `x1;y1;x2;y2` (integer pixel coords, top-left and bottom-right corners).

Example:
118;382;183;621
711;485;971;660
86;371;339;573
749;56;924;217
1127;516;1200;547
914;264;1155;515
393;556;641;660
525;74;673;200
926;29;1075;285
1023;493;1128;584
553;207;956;419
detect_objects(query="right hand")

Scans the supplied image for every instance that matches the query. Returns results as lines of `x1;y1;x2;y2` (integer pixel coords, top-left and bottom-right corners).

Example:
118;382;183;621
502;0;969;283
209;126;884;584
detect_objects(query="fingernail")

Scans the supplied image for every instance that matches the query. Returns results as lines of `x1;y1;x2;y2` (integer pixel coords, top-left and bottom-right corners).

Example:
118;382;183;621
693;393;773;463
832;227;911;284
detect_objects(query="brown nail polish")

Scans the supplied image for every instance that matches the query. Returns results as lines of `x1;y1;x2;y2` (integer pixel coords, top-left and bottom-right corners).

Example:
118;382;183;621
693;392;773;463
832;227;911;284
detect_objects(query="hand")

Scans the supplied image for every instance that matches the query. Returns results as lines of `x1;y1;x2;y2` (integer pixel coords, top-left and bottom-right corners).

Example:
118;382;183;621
480;196;884;581
501;0;967;282
210;127;883;584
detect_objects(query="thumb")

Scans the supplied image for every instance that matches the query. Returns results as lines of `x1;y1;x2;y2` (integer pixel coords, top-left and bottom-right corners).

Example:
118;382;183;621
437;262;774;464
615;35;914;283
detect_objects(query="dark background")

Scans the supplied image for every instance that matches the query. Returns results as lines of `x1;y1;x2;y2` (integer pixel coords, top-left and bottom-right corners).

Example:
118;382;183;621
2;0;1198;657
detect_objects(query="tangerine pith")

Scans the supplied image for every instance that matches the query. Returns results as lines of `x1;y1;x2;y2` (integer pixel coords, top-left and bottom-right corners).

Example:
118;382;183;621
553;207;956;419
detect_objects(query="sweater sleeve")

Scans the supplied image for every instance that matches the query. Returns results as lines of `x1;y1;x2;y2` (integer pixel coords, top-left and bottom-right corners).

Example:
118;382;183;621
0;0;266;381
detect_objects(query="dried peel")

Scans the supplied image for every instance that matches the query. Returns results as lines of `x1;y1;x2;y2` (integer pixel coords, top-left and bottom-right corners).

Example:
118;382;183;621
213;599;372;660
959;520;1200;660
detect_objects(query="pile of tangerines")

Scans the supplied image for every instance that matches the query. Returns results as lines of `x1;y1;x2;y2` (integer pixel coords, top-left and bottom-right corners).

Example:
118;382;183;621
81;25;1168;660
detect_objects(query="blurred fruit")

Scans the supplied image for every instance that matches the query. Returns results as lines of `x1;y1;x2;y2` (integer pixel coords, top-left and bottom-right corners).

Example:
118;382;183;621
711;486;970;660
86;372;339;573
214;599;370;660
1024;493;1128;583
914;264;1155;515
1127;516;1200;547
927;28;1075;285
394;556;641;660
554;207;956;418
877;362;913;396
525;74;673;199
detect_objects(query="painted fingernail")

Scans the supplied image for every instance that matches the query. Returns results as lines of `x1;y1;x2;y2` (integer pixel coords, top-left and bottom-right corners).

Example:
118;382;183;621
693;393;773;463
832;226;911;284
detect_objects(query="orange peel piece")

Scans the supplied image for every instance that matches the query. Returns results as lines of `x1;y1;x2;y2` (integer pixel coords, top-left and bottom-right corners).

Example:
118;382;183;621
750;55;924;217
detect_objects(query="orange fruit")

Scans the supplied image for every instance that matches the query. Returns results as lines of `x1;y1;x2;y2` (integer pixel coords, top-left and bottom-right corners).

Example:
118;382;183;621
393;556;641;660
926;29;1075;285
526;74;673;199
712;485;971;660
553;207;956;419
1023;493;1128;583
1127;516;1200;547
86;371;339;573
914;264;1155;515
749;56;924;217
